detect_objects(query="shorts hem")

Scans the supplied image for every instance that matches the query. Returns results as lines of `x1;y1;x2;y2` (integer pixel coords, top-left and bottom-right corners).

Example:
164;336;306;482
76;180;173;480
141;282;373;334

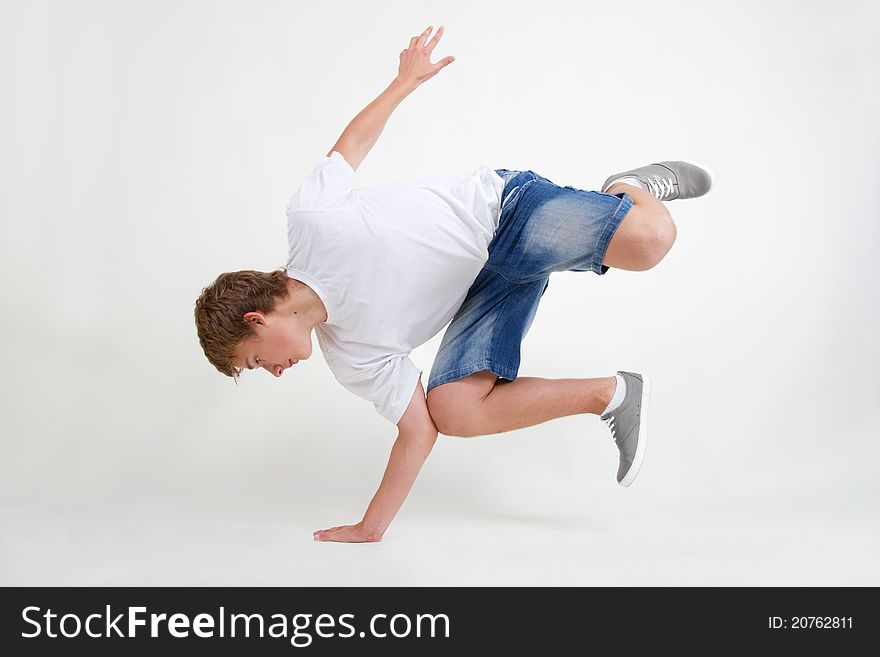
591;191;634;275
426;359;518;394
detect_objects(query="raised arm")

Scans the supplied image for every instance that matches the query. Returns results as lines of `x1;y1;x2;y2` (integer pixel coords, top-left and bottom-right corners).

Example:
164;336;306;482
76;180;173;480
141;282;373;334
326;25;455;172
313;375;438;543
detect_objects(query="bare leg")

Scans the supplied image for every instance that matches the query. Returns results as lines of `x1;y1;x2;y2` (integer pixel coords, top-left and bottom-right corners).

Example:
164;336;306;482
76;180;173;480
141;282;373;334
445;373;617;437
603;182;677;271
605;181;672;216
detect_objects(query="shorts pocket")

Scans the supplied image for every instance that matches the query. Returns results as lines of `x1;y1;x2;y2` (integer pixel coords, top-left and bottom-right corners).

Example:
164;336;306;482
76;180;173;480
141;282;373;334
499;172;538;213
500;185;521;212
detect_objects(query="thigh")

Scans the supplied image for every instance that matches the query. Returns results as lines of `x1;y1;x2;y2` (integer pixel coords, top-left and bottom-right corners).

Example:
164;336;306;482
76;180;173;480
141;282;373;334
425;369;499;437
486;174;635;281
425;370;497;417
426;267;549;395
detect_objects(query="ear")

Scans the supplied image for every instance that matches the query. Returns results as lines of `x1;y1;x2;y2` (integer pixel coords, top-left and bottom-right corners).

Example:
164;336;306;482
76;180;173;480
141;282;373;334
242;311;266;325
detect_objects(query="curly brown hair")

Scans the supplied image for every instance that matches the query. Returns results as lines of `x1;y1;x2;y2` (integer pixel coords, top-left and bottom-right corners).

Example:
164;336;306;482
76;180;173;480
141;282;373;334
194;267;291;380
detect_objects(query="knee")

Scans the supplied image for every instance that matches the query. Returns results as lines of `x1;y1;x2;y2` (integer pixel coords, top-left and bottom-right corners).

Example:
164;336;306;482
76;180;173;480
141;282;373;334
637;214;677;270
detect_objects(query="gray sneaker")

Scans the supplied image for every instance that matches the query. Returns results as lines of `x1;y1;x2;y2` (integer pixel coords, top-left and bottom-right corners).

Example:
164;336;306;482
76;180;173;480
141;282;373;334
600;371;652;487
601;161;714;201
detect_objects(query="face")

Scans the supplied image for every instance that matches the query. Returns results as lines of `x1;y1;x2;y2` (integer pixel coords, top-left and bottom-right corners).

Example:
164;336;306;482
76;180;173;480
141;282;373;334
233;310;313;378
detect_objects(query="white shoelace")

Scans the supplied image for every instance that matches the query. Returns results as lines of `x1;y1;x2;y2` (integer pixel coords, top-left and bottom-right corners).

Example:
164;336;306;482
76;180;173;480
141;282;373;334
602;414;617;442
644;174;675;200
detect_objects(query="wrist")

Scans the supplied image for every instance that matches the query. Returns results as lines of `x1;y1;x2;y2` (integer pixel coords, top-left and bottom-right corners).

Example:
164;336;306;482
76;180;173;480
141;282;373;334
392;76;419;94
357;519;385;541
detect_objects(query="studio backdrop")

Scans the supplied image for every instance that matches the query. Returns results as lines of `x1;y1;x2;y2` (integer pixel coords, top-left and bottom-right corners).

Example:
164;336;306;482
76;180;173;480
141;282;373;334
1;0;878;585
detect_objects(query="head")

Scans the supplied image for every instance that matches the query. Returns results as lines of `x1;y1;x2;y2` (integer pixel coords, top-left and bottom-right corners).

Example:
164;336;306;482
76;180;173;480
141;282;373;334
194;268;326;380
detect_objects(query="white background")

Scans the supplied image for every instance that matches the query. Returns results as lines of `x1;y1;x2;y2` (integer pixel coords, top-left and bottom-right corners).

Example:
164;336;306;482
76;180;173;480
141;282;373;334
1;0;878;585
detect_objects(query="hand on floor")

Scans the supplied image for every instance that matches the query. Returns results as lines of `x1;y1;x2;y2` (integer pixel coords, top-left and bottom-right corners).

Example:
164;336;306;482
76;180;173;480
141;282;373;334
313;522;382;543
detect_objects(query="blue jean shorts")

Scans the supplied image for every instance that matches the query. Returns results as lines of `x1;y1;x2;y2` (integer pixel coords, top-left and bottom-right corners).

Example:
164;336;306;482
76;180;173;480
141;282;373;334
425;168;634;394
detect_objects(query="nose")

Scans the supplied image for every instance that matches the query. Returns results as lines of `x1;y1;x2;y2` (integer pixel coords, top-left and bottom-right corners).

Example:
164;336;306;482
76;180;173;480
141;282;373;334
271;360;298;377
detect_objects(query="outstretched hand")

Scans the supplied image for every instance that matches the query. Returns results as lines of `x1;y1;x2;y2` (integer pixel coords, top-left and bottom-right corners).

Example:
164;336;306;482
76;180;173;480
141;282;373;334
396;25;455;88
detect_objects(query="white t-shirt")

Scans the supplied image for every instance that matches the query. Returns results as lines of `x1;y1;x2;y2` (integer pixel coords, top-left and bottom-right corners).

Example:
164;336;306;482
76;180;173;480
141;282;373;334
285;151;506;425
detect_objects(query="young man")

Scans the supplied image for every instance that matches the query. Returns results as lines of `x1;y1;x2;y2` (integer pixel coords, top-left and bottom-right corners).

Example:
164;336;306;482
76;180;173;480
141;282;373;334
194;26;713;543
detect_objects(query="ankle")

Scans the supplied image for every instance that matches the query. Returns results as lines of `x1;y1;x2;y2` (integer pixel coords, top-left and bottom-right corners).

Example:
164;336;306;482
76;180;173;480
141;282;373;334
592;376;617;415
606;181;641;195
606;176;646;194
599;373;628;416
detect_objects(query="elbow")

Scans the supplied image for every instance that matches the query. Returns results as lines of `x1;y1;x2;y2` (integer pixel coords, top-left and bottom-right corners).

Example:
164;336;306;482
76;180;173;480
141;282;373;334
397;428;438;451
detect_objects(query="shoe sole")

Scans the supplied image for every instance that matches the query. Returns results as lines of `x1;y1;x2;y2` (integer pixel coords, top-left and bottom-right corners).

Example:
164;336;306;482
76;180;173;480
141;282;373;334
618;373;651;487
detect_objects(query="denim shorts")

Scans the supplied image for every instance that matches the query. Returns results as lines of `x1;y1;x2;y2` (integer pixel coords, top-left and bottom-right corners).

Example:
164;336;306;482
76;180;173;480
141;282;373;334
425;168;634;394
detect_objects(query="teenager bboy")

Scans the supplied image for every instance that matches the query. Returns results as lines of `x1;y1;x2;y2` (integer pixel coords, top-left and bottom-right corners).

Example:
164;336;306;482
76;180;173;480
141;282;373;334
194;25;713;543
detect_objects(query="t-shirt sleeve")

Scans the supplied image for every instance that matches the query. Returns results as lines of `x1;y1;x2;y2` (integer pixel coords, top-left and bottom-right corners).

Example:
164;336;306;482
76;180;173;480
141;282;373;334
286;150;356;211
329;352;423;426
